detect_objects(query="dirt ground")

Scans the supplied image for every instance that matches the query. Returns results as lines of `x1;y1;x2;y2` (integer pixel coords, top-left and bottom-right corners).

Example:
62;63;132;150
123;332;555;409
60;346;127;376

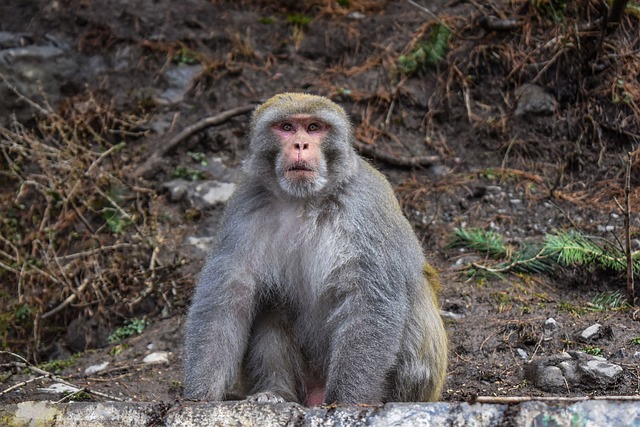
1;0;640;404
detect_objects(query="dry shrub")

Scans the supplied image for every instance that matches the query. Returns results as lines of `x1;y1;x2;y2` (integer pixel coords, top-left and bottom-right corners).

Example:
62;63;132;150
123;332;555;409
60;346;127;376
0;92;187;360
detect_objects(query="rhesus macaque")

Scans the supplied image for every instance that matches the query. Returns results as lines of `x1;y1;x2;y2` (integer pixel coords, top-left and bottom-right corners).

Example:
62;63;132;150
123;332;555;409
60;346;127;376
184;93;447;405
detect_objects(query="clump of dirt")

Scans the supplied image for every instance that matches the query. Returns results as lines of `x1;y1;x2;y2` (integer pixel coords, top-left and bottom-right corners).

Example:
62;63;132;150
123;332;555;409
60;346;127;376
1;0;639;404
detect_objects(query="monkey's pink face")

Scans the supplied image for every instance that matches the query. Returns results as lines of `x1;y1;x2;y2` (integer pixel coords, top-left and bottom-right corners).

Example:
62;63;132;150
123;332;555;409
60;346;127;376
271;114;329;184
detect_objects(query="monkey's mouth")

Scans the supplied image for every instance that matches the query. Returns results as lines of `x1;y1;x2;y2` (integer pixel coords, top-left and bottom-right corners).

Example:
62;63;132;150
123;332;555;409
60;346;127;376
287;162;314;172
285;162;317;181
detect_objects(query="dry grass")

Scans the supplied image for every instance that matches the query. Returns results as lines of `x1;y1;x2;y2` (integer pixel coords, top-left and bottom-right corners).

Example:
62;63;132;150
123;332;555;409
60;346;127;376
0;90;189;360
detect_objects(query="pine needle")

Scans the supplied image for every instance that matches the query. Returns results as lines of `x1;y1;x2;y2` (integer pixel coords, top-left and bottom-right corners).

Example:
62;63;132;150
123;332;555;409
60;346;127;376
543;230;633;273
450;227;511;259
451;227;640;278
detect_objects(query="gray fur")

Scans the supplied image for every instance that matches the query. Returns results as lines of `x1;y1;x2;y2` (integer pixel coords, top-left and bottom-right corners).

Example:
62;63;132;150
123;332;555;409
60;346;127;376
184;93;447;404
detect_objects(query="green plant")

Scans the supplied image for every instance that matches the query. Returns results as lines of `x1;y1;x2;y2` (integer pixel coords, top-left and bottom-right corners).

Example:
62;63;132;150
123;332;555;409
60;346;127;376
545;231;629;271
451;227;640;277
449;228;552;274
258;16;276;25
629;336;640;345
625;1;640;18
63;390;93;401
286;13;312;28
108;318;148;344
557;301;588;316
15;304;32;321
338;0;350;6
588;291;627;311
582;345;603;357
171;166;205;181
398;23;451;74
102;209;133;234
187;151;208;166
172;48;199;66
109;343;128;356
36;355;79;374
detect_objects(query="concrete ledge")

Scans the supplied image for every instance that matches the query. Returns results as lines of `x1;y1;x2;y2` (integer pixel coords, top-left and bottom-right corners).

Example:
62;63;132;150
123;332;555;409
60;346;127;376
2;399;639;426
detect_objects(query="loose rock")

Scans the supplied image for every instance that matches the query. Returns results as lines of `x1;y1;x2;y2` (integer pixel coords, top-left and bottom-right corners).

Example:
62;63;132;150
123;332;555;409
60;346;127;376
156;65;203;105
543;318;559;337
84;361;110;376
0;35;81;124
191;181;236;208
514;83;556;116
142;351;170;364
516;348;528;360
525;351;623;392
162;179;191;202
579;323;603;341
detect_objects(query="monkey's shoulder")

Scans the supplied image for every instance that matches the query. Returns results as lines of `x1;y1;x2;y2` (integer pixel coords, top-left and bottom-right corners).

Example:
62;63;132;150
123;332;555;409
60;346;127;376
354;160;398;197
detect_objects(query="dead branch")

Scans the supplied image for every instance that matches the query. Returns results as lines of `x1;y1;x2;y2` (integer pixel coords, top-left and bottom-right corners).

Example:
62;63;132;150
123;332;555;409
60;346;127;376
53;243;137;262
477;16;522;32
353;140;440;168
135;104;257;178
41;276;92;319
0;374;48;397
405;0;438;21
0;73;56;117
608;0;630;25
0;351;125;401
624;152;635;305
473;395;640;404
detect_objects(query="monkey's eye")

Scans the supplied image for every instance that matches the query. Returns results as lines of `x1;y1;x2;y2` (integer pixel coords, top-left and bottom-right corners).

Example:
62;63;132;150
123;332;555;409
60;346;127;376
307;122;321;132
281;123;294;132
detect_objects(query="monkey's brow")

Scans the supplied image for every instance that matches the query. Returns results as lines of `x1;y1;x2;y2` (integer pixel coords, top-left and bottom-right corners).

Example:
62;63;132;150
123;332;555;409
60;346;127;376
275;114;325;123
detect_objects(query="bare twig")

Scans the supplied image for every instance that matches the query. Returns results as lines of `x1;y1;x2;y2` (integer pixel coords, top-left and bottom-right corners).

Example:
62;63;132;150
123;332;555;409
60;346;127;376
473;395;640;404
405;0;438;20
41;276;92;319
532;48;566;84
353;140;440;168
624;152;635;305
135;104;257;178
477;16;522;32
471;248;551;274
452;65;479;124
0;375;48;397
0;351;125;401
0;73;56;116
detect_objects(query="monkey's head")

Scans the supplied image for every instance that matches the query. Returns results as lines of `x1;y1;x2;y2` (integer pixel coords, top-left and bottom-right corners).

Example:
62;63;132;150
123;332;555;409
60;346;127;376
246;93;358;199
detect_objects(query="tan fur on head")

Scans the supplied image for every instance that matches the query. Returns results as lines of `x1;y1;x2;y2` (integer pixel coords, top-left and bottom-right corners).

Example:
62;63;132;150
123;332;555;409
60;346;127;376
251;93;348;129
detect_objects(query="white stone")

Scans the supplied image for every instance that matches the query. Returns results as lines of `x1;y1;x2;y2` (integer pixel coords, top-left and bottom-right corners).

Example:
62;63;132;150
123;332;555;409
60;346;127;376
84;361;109;375
516;348;528;360
580;323;602;340
580;359;623;385
186;236;215;253
544;318;559;336
195;181;236;206
142;351;169;364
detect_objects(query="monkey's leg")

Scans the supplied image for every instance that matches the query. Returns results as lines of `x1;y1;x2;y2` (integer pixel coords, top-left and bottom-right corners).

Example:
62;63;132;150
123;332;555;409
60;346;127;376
245;309;305;404
391;293;448;401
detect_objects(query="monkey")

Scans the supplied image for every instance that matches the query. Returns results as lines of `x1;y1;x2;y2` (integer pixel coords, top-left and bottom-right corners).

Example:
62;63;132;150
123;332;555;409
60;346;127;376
184;93;447;405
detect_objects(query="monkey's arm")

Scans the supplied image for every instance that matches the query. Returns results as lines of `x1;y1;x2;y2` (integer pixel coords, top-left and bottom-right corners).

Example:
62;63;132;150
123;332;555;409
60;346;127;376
184;237;258;400
323;162;425;404
324;274;408;404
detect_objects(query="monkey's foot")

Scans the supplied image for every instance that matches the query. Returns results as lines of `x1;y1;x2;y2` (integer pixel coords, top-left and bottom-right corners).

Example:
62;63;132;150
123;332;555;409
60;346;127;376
246;391;288;403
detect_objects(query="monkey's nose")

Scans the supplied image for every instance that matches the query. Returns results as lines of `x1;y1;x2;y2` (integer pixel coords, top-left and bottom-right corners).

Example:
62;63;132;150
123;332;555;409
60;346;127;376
294;142;309;150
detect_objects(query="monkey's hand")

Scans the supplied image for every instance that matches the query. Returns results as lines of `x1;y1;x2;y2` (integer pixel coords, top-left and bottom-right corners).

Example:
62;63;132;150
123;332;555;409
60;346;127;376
246;391;288;404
